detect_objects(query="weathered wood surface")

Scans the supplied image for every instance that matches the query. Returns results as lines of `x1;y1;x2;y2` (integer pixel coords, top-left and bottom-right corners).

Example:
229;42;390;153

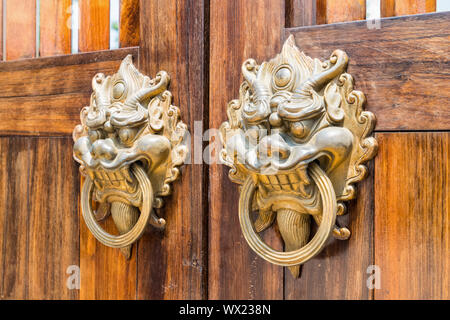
286;162;374;299
39;0;72;57
286;0;316;27
79;0;110;52
120;0;140;47
0;137;79;299
374;132;449;299
209;0;285;300
381;0;436;17
5;0;36;60
286;12;450;131
317;0;366;24
136;0;208;300
0;47;138;136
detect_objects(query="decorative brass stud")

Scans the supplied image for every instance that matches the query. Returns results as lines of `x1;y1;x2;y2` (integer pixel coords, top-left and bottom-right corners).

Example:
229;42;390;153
219;36;377;277
73;55;188;258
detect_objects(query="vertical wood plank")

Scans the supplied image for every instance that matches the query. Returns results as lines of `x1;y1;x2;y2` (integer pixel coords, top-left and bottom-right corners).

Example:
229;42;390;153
137;0;208;300
79;216;137;299
0;137;79;299
381;0;436;17
5;0;36;60
317;0;366;24
209;0;285;299
0;137;31;299
79;0;110;52
286;0;316;27
119;0;139;47
27;138;79;299
374;132;449;299
0;0;3;61
39;0;72;57
285;163;374;299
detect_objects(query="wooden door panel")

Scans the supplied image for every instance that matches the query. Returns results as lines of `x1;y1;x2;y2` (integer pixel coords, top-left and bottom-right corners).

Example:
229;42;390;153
0;137;79;299
209;0;285;300
285;162;374;299
136;0;208;299
374;132;449;299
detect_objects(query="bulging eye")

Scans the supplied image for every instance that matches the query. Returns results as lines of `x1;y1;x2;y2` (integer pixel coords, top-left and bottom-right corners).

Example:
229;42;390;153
119;128;136;144
88;129;104;142
112;80;126;101
273;65;293;89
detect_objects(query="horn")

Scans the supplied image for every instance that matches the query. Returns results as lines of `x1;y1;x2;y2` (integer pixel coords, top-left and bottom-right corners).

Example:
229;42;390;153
125;71;170;107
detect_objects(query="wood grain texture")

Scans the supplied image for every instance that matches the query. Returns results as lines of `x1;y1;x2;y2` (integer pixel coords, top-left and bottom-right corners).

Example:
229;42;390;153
286;162;374;299
317;0;365;24
119;0;139;47
0;137;79;299
374;132;449;300
137;0;208;300
5;0;36;60
79;216;137;300
209;0;285;299
0;47;138;136
79;0;110;52
381;0;436;17
286;12;450;131
39;0;72;57
286;0;316;27
0;0;3;61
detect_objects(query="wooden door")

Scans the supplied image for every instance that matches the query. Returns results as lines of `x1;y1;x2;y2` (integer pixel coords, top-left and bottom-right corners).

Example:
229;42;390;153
0;0;448;300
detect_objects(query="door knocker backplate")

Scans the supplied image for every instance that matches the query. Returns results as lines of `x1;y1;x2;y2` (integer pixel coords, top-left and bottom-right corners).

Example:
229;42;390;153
219;36;378;277
73;55;188;258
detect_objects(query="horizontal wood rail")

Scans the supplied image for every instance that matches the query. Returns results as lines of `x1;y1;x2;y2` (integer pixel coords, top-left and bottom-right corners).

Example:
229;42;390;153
286;12;450;131
0;47;138;136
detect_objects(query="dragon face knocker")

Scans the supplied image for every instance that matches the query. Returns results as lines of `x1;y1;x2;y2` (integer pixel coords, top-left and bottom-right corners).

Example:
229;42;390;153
220;36;377;277
73;55;188;258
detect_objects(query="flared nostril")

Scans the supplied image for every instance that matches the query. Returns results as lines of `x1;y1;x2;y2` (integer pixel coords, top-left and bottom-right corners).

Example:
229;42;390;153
91;139;118;160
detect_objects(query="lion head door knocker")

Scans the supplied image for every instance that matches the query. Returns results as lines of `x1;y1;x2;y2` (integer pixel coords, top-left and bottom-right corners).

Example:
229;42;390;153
220;36;377;277
73;55;188;258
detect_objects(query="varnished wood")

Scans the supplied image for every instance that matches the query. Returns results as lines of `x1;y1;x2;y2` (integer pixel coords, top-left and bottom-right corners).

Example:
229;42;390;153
0;137;79;299
286;162;374;299
209;0;285;299
5;0;36;60
0;93;89;136
0;48;138;136
381;0;436;17
374;132;449;299
79;0;110;52
0;0;3;61
0;47;138;98
137;0;208;300
79;217;137;299
286;0;316;27
286;12;450;131
119;0;140;47
39;0;72;57
316;0;365;24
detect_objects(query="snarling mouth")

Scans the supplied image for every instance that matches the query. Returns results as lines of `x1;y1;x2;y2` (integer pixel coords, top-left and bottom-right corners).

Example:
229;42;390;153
88;166;137;194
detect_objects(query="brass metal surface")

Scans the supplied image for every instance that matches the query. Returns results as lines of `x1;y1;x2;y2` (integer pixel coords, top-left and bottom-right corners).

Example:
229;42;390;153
73;55;188;258
220;36;377;277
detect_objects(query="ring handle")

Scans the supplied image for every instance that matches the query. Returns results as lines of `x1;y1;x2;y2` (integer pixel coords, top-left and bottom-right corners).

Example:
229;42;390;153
238;162;337;266
81;163;153;248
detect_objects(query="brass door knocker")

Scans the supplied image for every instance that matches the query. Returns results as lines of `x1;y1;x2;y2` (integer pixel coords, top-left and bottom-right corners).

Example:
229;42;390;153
73;55;188;258
220;36;377;277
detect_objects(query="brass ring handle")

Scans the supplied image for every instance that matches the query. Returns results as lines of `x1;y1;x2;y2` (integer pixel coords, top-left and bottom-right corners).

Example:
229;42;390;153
238;162;337;266
81;163;153;249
